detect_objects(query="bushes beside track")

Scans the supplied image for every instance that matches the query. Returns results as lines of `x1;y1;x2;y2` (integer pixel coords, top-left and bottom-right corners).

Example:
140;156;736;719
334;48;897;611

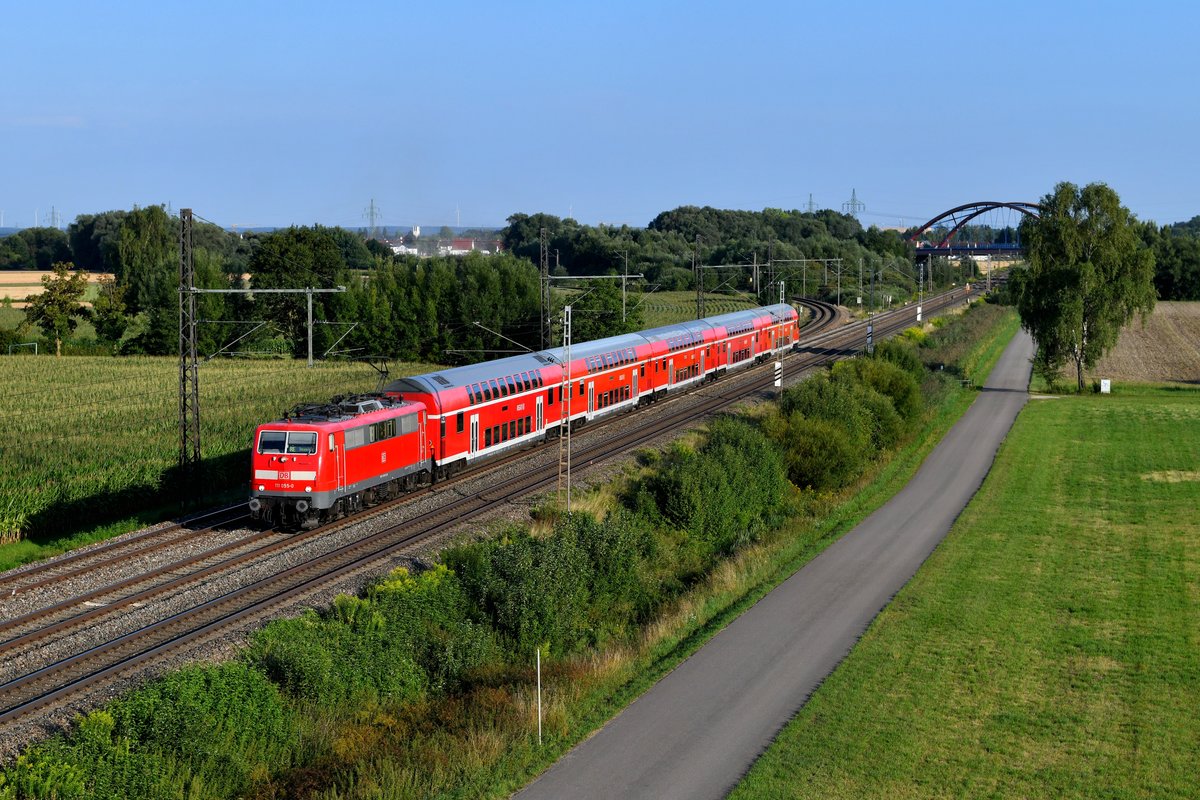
1;303;1013;800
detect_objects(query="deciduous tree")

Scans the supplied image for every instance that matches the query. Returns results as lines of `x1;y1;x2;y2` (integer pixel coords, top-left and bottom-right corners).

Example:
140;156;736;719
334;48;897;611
1015;182;1156;390
24;262;89;356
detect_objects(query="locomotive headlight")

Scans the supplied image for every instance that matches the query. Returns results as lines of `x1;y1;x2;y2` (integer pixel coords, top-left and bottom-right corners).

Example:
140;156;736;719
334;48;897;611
305;485;312;492
258;484;265;492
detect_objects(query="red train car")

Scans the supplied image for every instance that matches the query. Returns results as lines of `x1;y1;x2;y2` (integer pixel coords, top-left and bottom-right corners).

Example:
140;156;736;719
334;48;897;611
382;303;799;474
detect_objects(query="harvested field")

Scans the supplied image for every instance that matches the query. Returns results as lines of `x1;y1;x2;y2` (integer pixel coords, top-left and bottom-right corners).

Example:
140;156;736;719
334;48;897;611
0;270;111;308
1087;301;1200;384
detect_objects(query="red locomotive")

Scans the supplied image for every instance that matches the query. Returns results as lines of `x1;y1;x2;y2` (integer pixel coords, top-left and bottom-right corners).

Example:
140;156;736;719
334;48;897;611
250;303;799;529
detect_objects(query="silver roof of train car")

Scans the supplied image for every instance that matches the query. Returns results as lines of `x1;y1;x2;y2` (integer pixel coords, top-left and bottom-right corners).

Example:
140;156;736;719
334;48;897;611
385;303;795;399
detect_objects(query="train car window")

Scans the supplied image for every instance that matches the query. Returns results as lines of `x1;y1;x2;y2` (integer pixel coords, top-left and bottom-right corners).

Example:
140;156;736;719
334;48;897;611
493;425;500;443
501;424;508;442
547;388;554;406
467;386;476;405
490;379;501;398
485;428;492;447
456;412;464;433
518;418;525;436
258;431;287;454
482;383;491;401
525;415;531;431
640;365;645;377
286;432;318;454
522;373;532;392
506;376;517;395
579;381;585;397
509;420;516;439
329;433;336;452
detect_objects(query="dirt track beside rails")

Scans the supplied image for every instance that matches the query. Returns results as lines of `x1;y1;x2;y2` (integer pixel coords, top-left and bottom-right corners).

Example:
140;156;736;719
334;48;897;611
1087;301;1200;384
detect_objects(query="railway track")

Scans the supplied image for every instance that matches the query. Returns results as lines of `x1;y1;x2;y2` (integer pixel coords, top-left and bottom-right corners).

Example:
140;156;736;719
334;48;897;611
0;505;250;595
0;289;972;729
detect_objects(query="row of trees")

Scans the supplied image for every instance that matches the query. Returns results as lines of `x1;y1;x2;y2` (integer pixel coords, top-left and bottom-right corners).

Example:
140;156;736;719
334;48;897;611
501;207;915;300
2;193;1186;375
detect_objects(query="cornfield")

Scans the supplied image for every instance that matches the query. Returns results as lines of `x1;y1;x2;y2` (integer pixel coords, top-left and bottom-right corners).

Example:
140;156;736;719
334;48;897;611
637;291;760;328
0;355;436;543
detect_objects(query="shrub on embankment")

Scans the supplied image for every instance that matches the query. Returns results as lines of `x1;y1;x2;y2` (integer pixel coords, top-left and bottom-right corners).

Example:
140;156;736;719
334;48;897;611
0;303;1009;800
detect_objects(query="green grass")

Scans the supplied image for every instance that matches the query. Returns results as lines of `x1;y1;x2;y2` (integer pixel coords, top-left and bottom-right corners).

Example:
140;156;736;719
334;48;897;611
730;384;1200;799
959;305;1019;386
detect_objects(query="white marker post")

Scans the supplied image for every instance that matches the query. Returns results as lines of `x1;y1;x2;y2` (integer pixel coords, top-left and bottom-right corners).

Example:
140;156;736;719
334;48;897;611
536;647;543;746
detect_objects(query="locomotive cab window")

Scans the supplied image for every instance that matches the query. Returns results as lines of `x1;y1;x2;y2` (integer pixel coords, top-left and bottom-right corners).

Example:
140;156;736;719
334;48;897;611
285;432;317;455
258;431;288;454
456;412;464;433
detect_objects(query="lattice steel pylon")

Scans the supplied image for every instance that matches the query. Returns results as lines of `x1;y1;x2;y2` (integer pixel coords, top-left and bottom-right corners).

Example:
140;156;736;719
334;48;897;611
178;209;200;479
540;227;551;349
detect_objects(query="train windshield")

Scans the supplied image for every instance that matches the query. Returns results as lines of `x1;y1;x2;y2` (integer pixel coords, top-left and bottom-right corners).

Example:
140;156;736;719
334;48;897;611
257;430;317;455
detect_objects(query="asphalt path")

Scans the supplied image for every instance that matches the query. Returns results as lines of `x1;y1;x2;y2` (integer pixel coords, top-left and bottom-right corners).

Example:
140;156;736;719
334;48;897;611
515;329;1036;800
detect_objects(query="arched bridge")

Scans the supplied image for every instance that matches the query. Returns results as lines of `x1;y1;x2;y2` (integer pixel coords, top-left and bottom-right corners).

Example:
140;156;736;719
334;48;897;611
909;201;1042;257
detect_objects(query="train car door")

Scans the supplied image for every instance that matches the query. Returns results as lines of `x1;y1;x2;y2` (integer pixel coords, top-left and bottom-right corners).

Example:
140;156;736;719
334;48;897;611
587;383;595;417
668;357;675;387
536;396;544;431
633;370;639;400
331;432;345;493
725;341;731;369
699;349;705;378
469;414;479;455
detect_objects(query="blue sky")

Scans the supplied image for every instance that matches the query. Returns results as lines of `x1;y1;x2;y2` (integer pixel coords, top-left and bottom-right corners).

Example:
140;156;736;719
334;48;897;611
1;0;1196;231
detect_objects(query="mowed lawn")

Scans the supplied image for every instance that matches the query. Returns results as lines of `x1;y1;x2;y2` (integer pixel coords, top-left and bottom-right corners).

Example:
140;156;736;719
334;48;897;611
731;384;1200;799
